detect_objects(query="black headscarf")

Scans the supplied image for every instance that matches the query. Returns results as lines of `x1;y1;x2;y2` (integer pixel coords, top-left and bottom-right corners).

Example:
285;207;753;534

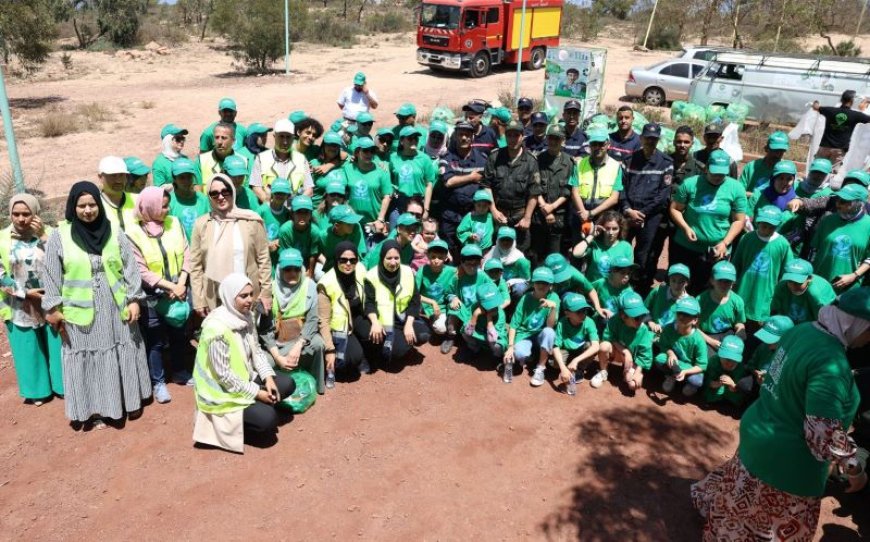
334;240;360;299
65;181;111;255
377;239;402;293
244;132;268;156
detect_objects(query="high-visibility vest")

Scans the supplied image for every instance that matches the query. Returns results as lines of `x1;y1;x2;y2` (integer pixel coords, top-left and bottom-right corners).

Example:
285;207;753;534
365;265;415;328
272;276;310;318
199;152;248;185
256;149;308;193
57;222;128;326
0;225;54;321
125;216;186;282
102;192;138;232
575;156;621;201
317;264;366;333
194;319;256;414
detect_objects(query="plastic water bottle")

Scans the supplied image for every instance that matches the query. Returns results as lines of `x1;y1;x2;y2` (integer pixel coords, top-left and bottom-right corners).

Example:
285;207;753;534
503;362;513;383
383;334;393;360
567;374;577;396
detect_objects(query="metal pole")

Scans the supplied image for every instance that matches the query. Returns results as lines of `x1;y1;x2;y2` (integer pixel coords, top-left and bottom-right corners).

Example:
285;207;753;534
642;0;660;49
284;0;290;75
0;66;25;193
513;0;528;104
856;0;868;39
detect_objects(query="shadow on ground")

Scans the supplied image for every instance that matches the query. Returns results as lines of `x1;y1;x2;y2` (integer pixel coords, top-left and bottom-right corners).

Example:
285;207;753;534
9;96;66;110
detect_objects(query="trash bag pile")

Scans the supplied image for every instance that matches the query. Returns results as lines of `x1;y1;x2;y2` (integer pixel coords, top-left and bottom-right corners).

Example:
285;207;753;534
670;100;752;128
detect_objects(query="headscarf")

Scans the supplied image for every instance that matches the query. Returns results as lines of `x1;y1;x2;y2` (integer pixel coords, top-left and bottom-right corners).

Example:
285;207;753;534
274;263;312;313
65;181;111;255
204;174;263;283
244;132;268;156
799;174;829;196
161;134;180;161
205;272;254;332
334;241;359;299
815;304;870;348
136;186;168;236
761;182;797;211
9;193;41;239
483;235;524;267
377;239;402;293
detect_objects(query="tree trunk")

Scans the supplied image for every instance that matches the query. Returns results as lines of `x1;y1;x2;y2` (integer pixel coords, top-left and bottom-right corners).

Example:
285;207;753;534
357;0;367;23
199;0;212;41
343;0;348;19
700;0;720;46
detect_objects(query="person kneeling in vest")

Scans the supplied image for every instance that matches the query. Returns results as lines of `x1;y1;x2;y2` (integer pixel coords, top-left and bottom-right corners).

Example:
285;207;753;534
261;249;326;394
363;239;430;365
193;273;295;453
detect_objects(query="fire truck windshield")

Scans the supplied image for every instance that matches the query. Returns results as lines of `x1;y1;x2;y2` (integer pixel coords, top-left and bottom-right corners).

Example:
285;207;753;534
420;4;460;29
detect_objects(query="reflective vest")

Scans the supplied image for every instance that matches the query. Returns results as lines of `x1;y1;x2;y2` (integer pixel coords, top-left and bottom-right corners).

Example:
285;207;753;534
575;155;621;202
194;319;256;414
57;222;128;326
256;149;308;193
199;151;248;185
366;265;415;328
0;225;53;321
272;276;310;319
102;192;138;232
317;264;366;333
125;216;186;282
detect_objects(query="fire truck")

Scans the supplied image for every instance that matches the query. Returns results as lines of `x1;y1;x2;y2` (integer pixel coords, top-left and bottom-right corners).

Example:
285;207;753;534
416;0;565;78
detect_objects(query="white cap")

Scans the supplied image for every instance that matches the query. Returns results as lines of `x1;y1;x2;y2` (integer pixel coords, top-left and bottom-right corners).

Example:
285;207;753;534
98;156;128;175
274;118;295;134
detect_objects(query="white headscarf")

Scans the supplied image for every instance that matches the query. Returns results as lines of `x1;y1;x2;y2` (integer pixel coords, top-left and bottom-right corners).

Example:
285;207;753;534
205;273;254;332
483;236;524;267
161;134;180;161
815;304;870;348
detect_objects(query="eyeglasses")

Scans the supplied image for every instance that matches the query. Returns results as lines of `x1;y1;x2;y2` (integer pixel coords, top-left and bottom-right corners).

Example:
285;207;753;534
338;257;358;265
208;189;232;200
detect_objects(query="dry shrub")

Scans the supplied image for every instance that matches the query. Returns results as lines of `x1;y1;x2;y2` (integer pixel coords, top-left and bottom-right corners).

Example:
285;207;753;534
38;108;80;138
75;102;114;123
141;100;156;109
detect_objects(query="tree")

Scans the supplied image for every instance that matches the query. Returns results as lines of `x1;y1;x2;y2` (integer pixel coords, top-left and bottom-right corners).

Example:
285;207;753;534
95;0;141;47
593;0;636;20
0;0;62;70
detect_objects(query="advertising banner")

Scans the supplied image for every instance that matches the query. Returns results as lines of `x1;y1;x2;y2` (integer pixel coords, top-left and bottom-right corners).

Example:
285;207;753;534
544;47;607;120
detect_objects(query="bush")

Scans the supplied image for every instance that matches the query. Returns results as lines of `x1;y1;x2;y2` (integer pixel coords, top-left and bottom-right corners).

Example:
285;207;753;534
562;5;600;41
643;25;681;50
364;12;414;34
38;109;80;138
305;12;358;47
96;0;141;48
137;19;189;47
751;38;804;54
76;102;114;123
811;40;862;57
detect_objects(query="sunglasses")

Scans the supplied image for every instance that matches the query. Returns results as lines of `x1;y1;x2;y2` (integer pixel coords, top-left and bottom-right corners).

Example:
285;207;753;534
208;189;232;200
462;257;481;263
360;148;375;154
338;257;358;265
173;136;186;142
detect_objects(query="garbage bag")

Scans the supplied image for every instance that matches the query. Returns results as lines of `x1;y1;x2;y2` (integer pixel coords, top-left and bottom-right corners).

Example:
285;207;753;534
631;110;649;134
430;106;456;125
705;104;727;124
725;102;751;126
586;113;613;132
276;369;317;413
670;101;689;123
657;127;676;153
720;122;743;163
682;103;707;123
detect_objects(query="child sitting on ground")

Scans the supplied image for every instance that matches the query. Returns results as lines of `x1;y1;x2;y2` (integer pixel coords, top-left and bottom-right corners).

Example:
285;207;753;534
589;255;636;324
483;227;531;300
770;258;836;324
462;282;508;360
703;335;748;405
644;263;691;334
552;293;601;396
444;244;494;355
590;291;654;393
416;239;458;343
457;190;495;251
654;296;708;397
483;259;513;311
697;260;747;358
503;267;560;386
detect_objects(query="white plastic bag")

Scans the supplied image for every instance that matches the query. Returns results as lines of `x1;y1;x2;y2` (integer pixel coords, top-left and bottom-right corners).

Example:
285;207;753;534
832;123;870;188
789;108;819;139
720;122;743;163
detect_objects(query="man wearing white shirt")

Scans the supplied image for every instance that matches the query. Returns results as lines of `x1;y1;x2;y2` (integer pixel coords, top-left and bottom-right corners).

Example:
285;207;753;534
337;72;379;122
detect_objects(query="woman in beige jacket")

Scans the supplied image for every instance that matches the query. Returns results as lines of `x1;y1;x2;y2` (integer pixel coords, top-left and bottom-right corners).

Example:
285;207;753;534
190;174;272;316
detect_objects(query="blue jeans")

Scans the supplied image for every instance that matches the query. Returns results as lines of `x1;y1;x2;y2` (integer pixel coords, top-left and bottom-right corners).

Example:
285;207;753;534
508;280;529;300
141;304;190;385
514;327;556;364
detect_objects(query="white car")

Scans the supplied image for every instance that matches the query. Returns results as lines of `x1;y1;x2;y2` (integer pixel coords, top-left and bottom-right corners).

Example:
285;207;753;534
625;59;709;106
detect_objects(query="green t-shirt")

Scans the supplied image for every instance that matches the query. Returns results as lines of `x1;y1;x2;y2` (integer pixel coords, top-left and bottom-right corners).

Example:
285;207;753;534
312;208;331;233
152;153;190;187
810;213;870;284
257;203;291;242
657;324;708;371
746;344;774;372
673;175;748;252
235;185;260;211
319;225;367;271
390;124;429;152
495;278;510;306
449;271;494;324
471;305;507;349
586;239;634;283
365;236;414;269
388;151;438;197
168;191;210;241
510;291;560;342
591;277;632;317
343;162;393;224
696;290;746;334
770;275;836;324
310;162;347;208
199;121;247;152
732;232;793;321
555;267;595;297
457;212;495;250
278;221;321;260
644;285;687;327
502;257;531;282
738;158;775;192
703;355;749;404
602;316;654;369
555;315;599;351
416;264;458;317
738;324;860;497
747;190;799;236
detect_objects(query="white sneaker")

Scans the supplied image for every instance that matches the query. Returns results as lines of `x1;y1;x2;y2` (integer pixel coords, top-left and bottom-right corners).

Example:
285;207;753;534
530;366;546;387
590;369;608;389
663;376;676;393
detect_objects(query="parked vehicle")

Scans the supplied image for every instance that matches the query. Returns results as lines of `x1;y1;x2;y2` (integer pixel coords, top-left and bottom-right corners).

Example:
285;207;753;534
416;0;564;78
689;51;870;124
677;46;743;61
625;59;709;106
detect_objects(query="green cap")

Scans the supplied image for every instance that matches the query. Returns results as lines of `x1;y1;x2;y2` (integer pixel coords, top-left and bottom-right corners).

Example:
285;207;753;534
399;125;422;139
429;120;447;135
353;71;366;85
330;119;344;133
755;205;783;226
712;260;737;281
610;255;638;270
270;178;292;195
223;155;248;177
218;97;237;111
473;190;493;203
837;184;868;202
497;226;516;240
171;156;197;177
844;170;870;187
668;263;691;278
546;124;566;140
353;136;377;151
291;194;313;211
377;127;394;138
329;204;363;224
247;122;271;135
427;239;449;253
782;258;813;283
563;292;591;313
767;131;790;151
707;149;731;175
587;128;609;143
544;253;572;283
278;248;304;268
754;315;795;344
347;124;359;135
356;111;374;124
325;179;347;196
619;291;649;318
289;110;308;124
505;120;524;134
531;267;555;284
322;132;343;146
718;335;745;362
809;158;833;175
396;213;421;227
160;123;188;139
835;286;870;321
771;160;797;179
461;244;483;258
490;107;512;123
123;156;150;176
395;103;417;117
477;282;504;311
674;296;701;316
484;258;503;272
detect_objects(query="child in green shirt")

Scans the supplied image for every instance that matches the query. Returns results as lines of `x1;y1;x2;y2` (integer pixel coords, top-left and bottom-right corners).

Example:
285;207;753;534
483;259;512;311
319;205;367;272
545;252;605;318
278;195;320;277
416;240;458;348
697;260;747;358
644;263;691;334
591;290;654;393
256;178;293;272
463;282;508;359
483;227;532;300
504;267;560;386
553;293;600;395
703;335;749;405
740;315;795;394
770;259;836;324
457;190;496;251
589;255;636;325
446;244;494;354
654;296;708;396
167;157;209;240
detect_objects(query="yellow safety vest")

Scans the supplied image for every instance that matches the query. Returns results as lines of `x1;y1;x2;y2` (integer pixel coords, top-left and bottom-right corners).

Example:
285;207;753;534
194;319;256;414
0;225;54;321
272;276;310;319
256;149;308;193
125;216;186;282
57;222;128;326
575;156;622;201
102;192;138;232
366;265;415;328
317;264;366;333
198;151;248;185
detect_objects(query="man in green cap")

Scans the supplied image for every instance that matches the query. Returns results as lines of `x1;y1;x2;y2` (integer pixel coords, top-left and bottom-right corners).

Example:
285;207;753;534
389;126;439;227
168;156;210;240
337;71;379;122
391;103;427;152
124;156;151;194
152;123;189;187
569;128;623;245
278;194;320;277
531;124;574;263
739;131;789;194
770;258;836;324
199;97;246;153
482;120;541;253
250;118;313;204
488;107;512;149
355;111;375;140
257;178;293;271
195;122;247;187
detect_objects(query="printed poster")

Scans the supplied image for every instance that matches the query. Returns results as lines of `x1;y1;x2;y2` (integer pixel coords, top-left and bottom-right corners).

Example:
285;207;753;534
544;47;607;121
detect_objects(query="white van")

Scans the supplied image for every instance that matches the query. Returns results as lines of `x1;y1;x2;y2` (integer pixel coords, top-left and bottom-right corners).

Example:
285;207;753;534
688;51;870;124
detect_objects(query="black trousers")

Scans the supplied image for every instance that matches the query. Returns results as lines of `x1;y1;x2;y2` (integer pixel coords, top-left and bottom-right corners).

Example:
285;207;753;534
625;213;664;295
243;372;295;433
357;316;431;364
529;216;565;267
668;241;716;296
502;206;531;253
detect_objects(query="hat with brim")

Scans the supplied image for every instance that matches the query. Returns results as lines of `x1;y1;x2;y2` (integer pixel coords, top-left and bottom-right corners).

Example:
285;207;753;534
781;258;813;283
99;156;128;175
218;97;237;111
356;112;374;124
399;126;422;139
837;184;868;202
544;253;572;283
354;137;377;151
270;178;292;195
274;118;295;135
247;122;272;135
329;205;363;224
707;150;731;175
674;296;701;316
712;261;737;281
160;124;188;139
563;292;591;313
619;291;649;318
771;160;797;179
767;131;790;151
395;103;417;117
844;170;870;188
124;156;151;176
396;213;421;228
497;226;516;240
461;244;483;258
455;121;475;132
463;102;486;114
353;72;366;85
563;100;582;111
325;180;347;196
278;248;305;268
505;120;524;134
754;315;794;344
223;155;248;177
718;335;745;362
427;239;449;253
531;267;555;284
668;263;690;278
291;194;313;211
491;107;512;123
473;190;493;203
171;157;197;177
517;97;533;109
322;132;343;146
809;158;833;175
376;127;394;138
587;129;609;143
835;286;870;321
704;122;723;135
477;282;503;311
610;255;638;271
289;111;307;124
755;205;783;226
429;120;447;135
484;259;503;272
641;123;662;139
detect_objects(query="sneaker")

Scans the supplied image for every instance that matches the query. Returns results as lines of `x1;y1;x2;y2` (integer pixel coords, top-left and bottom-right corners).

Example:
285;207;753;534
325;371;336;390
530;366;546;387
154;382;172;404
440;338;454;354
502;362;513;384
663;376;676;393
589;369;608;389
358;359;371;375
172;372;194;386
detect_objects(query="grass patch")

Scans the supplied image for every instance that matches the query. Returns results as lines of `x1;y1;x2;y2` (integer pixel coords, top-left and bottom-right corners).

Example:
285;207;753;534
76;102;114;123
38;108;81;138
140;100;156;110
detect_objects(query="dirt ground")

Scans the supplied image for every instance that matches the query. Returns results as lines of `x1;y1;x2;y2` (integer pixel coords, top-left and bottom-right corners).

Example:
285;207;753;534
0;30;868;541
